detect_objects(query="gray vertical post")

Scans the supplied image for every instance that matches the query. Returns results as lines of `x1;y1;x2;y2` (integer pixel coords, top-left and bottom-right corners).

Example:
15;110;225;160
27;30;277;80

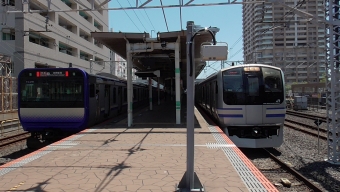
149;77;153;110
127;44;133;127
177;21;203;191
186;21;195;190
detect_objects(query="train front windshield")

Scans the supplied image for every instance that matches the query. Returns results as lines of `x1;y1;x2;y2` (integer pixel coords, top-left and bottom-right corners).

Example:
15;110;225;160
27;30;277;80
223;66;283;105
19;69;85;108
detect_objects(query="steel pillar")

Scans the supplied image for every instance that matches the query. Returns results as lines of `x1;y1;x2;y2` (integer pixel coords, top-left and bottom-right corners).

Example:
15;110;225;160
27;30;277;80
126;43;133;127
177;21;203;192
149;77;153;111
175;37;181;124
326;0;340;164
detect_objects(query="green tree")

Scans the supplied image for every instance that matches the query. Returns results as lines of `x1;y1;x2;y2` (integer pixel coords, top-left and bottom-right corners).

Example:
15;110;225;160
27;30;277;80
320;72;327;83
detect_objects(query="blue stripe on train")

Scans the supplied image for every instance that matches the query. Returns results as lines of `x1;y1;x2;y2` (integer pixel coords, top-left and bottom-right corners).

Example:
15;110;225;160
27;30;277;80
217;108;242;110
266;114;285;117
218;114;243;118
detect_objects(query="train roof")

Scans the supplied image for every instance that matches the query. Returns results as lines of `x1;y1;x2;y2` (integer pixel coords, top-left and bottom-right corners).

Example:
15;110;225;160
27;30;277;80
196;64;282;85
221;64;281;73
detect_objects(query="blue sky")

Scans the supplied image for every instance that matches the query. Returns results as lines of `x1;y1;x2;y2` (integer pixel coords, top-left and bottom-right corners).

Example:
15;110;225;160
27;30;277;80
108;0;244;79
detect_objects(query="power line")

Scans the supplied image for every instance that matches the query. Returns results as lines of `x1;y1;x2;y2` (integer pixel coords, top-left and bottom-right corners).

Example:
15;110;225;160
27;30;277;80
160;0;169;32
228;47;243;60
229;35;242;50
138;0;157;32
261;0;306;34
127;0;148;32
117;0;142;32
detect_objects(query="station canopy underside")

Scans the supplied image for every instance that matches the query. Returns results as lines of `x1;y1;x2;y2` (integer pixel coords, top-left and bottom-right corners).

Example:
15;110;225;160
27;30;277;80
91;30;215;89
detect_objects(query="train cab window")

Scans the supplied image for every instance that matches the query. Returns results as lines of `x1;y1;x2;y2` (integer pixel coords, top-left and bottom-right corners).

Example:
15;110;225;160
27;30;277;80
262;67;284;104
222;68;245;105
223;69;243;93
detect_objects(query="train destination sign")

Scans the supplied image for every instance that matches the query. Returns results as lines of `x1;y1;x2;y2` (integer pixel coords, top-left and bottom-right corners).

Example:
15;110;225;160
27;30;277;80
37;71;69;77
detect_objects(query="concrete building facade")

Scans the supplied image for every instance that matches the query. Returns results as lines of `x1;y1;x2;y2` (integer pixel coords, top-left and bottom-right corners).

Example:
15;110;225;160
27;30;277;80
242;0;326;84
1;0;111;77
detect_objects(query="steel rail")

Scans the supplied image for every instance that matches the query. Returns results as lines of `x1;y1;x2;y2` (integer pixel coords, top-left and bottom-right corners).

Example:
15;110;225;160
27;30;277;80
263;148;324;192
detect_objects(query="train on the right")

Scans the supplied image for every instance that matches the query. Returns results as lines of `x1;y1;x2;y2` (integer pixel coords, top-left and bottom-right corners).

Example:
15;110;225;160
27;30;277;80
195;64;286;148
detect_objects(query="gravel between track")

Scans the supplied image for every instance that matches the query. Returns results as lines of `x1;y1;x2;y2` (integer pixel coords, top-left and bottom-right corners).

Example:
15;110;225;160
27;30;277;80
278;111;340;192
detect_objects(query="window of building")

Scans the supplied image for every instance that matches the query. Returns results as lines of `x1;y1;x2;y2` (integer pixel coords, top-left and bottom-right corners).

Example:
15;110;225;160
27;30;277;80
29;32;50;48
61;0;72;8
80;51;90;61
2;30;15;40
1;0;14;6
94;20;103;31
59;43;74;56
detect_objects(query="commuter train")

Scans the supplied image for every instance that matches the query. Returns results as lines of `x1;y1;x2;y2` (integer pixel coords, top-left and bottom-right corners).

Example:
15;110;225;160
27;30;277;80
195;64;286;148
18;68;161;148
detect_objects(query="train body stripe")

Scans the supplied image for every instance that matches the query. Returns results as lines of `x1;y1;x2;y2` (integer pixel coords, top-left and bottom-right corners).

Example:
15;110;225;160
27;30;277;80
218;114;243;118
217;108;242;110
266;114;285;117
266;107;285;110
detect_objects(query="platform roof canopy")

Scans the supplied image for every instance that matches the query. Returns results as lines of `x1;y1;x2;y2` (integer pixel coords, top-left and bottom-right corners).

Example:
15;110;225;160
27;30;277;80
91;30;216;89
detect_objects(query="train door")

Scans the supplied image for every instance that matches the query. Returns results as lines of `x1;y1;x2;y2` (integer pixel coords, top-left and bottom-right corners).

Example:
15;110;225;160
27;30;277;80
210;82;214;114
262;67;285;123
95;84;100;120
244;72;263;124
117;86;123;113
104;85;110;117
213;81;218;118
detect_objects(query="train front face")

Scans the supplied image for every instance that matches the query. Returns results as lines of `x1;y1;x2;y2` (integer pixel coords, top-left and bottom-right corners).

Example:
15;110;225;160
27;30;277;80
220;65;285;148
18;68;88;133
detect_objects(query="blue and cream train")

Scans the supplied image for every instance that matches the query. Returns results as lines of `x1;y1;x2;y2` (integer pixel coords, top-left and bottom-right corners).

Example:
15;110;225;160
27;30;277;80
18;68;161;148
195;64;286;148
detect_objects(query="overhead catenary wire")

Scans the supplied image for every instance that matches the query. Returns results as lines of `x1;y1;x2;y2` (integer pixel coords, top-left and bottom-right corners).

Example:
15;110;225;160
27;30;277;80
261;0;306;34
126;0;148;32
160;0;169;32
138;0;157;32
117;0;142;32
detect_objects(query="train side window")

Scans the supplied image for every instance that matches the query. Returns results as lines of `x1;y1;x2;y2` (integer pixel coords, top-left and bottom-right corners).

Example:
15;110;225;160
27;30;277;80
133;88;136;100
90;84;95;98
123;88;127;102
113;87;116;104
215;81;218;94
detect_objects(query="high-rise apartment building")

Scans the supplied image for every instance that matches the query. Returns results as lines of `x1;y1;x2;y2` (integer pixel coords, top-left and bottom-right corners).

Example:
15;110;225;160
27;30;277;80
243;0;326;84
0;0;110;77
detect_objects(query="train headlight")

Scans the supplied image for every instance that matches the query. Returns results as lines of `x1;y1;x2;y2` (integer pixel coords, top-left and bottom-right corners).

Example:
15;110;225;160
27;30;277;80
252;127;261;137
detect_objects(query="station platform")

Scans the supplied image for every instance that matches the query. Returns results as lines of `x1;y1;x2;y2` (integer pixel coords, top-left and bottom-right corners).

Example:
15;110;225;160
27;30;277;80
0;99;278;192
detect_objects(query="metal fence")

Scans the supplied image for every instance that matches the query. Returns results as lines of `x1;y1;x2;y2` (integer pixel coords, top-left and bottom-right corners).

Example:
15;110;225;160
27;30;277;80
0;76;17;113
288;92;327;111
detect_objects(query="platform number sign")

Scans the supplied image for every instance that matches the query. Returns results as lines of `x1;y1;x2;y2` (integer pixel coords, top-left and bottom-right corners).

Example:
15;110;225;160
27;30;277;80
314;119;322;126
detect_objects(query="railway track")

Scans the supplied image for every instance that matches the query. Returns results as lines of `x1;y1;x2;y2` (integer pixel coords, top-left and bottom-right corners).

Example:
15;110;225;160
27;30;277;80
262;148;324;192
241;147;325;192
286;110;327;122
0;132;31;148
284;120;327;140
